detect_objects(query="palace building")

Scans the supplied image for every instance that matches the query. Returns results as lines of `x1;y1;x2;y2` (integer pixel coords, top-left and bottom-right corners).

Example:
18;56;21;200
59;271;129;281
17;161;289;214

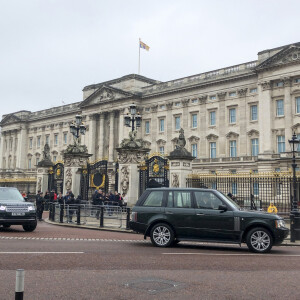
1;42;300;193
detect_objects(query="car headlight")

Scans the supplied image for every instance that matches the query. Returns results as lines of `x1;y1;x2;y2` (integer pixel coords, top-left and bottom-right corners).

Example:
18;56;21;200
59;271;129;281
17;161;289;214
275;219;285;228
28;206;35;212
0;205;6;211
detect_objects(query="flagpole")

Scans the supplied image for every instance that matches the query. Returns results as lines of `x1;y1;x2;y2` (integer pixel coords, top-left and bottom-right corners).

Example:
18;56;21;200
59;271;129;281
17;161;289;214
138;38;141;75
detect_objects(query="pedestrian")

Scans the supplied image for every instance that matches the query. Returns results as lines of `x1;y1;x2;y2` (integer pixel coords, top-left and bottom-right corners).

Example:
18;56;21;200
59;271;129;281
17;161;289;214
122;193;128;207
66;193;75;223
44;190;50;211
36;191;44;221
57;192;64;204
267;202;278;214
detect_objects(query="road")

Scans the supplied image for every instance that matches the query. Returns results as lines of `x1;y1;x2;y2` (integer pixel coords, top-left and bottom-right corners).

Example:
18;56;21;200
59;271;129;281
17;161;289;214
0;221;299;300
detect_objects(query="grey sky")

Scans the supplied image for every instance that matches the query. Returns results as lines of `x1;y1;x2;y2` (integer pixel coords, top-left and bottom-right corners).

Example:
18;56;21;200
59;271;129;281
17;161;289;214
1;0;299;119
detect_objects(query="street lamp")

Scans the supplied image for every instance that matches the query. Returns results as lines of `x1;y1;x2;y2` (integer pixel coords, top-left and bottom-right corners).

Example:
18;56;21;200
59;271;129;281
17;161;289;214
288;132;300;242
124;103;142;132
70;114;86;142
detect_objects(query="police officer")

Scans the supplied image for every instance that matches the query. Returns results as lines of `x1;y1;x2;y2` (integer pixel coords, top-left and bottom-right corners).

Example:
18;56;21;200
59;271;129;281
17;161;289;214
36;191;44;221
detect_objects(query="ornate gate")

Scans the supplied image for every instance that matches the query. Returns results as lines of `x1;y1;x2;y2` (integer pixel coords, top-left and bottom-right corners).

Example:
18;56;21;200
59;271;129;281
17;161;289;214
139;154;169;196
48;162;64;193
80;159;108;200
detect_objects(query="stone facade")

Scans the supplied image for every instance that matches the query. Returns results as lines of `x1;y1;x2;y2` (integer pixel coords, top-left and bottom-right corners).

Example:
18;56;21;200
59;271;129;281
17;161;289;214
1;42;300;191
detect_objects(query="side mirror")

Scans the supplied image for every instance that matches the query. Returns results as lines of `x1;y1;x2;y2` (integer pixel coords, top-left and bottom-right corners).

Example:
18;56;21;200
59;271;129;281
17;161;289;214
218;204;227;212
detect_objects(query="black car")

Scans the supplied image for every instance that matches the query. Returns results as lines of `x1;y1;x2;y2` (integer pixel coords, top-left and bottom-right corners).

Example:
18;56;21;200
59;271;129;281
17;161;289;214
129;188;289;253
0;187;37;231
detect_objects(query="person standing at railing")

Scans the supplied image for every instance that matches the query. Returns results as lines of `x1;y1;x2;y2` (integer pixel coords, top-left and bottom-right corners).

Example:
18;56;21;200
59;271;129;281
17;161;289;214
66;193;75;223
267;202;278;214
36;191;44;221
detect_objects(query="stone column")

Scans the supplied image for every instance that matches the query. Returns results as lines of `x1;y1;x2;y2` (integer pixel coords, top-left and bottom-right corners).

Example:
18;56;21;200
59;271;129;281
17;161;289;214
284;77;293;142
16;125;27;169
258;81;273;154
237;88;248;156
0;131;5;168
88;114;97;161
108;111;115;162
217;93;227;157
118;109;125;146
98;113;105;159
36;167;51;193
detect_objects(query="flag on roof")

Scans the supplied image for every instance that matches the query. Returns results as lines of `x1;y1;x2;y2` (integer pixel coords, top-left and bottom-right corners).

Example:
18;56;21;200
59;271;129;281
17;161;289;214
140;40;150;51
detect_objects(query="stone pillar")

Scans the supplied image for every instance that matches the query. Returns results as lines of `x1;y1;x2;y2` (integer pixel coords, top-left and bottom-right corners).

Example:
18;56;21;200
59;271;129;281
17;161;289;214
284;77;293;142
88;114;97;161
258;81;273;154
98;113;105;159
0;131;5;168
116;147;149;206
36;167;50;193
16;125;27;169
108;111;115;162
118;109;125;146
63;152;91;197
167;128;194;188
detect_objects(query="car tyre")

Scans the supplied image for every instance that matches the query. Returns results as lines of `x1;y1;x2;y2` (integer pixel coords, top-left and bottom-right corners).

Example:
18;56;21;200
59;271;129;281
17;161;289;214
150;223;174;247
246;227;273;253
22;222;37;232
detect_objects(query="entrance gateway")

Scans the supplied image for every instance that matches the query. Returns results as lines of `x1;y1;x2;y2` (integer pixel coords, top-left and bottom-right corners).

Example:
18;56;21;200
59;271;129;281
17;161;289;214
139;154;169;196
48;162;64;193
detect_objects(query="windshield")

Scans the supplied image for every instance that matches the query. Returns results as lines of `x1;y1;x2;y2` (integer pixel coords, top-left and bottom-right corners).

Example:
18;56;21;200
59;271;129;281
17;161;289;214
0;188;25;202
218;191;241;210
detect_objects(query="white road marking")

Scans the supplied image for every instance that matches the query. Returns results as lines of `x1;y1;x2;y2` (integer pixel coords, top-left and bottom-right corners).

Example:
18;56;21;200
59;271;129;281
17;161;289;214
162;253;300;257
0;252;84;254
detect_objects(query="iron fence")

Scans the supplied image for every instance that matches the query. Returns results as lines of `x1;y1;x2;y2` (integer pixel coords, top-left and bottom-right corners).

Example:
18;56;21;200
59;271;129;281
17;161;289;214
186;172;300;214
49;202;130;229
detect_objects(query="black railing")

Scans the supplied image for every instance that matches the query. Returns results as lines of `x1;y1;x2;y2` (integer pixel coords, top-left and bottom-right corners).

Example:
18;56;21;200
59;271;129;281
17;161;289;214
186;172;300;214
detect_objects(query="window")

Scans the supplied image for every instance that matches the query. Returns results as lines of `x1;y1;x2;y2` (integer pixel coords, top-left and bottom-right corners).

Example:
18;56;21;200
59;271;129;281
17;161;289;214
253;182;259;196
64;133;68;144
9;139;13;150
251;138;259;156
145;121;150;134
143;191;164;207
175;116;181;130
191;114;197;128
54;134;58;146
229;140;237;157
29;138;33;149
194;191;222;209
210;95;216;100
232;182;238;195
46;135;50;145
229;108;236;123
229;92;236;97
210;111;216;126
295;78;300;83
296;97;300;114
251;105;258;121
145;107;150;112
210;142;216;158
276;100;284;116
37;136;41;148
275;168;281;172
275;81;284;87
175;102;180;107
36;157;39;165
53;156;57;162
192;144;197;158
297;134;300;151
277;135;285;153
250;88;257;93
159;146;164;154
159;119;165;132
191;99;198;104
28;158;31;169
160;105;165;110
172;191;192;208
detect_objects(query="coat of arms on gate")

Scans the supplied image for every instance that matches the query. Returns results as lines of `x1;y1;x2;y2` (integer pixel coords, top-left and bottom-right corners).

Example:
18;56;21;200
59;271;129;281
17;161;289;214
152;159;160;176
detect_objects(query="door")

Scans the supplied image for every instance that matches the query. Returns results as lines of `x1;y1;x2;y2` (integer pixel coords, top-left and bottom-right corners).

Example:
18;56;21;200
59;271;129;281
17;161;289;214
193;191;237;241
164;190;195;238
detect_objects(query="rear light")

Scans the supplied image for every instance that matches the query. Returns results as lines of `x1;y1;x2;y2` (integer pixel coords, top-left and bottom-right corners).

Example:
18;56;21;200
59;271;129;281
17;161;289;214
131;211;138;222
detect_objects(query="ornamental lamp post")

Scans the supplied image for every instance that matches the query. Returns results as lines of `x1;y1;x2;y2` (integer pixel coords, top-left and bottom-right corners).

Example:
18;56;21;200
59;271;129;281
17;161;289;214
124;103;142;132
70;115;86;142
288;132;300;242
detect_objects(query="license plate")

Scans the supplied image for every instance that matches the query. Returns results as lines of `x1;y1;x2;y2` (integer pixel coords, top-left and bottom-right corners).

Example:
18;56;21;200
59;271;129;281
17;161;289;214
12;213;25;216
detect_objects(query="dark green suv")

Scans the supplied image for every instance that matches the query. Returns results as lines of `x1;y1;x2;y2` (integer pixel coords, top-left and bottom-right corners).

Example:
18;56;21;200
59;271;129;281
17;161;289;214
129;188;289;253
0;187;37;232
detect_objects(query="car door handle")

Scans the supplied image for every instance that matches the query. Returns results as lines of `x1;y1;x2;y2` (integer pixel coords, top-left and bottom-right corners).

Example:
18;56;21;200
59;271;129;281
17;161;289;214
165;211;173;214
196;213;204;216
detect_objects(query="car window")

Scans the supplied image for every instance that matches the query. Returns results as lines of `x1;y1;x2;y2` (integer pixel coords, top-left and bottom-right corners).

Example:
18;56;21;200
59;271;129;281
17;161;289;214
173;191;192;208
0;188;24;201
142;191;164;207
167;192;173;207
194;191;223;209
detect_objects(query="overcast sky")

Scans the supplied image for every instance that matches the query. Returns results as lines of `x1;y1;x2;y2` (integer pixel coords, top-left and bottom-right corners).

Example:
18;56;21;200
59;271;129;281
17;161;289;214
1;0;299;119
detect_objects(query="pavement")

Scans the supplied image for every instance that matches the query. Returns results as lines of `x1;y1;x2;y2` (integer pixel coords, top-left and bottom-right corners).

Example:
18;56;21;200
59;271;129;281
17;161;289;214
44;213;300;247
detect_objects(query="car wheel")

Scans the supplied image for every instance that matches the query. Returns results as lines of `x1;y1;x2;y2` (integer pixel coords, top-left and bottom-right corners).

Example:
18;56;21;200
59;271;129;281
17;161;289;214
22;222;37;232
150;223;174;247
246;227;273;253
